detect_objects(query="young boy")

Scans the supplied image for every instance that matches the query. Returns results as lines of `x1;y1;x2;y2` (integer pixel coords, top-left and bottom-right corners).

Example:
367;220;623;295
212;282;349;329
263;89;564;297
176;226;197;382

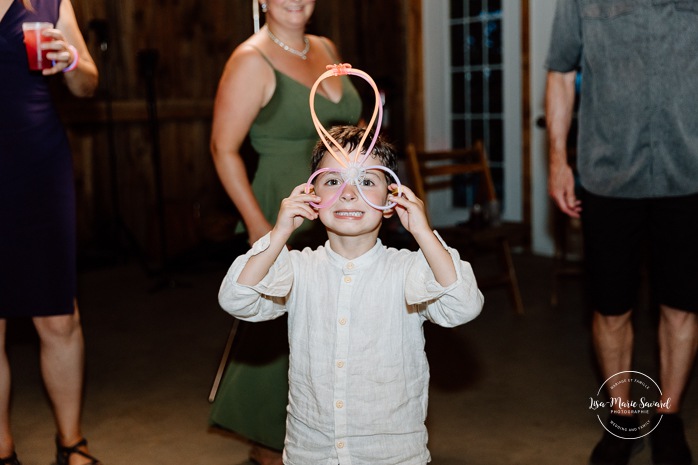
218;126;484;465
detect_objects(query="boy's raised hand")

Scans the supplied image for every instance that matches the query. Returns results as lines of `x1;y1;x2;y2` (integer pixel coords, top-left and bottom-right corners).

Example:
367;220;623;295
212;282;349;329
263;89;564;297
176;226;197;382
273;184;321;239
388;184;431;237
389;184;458;287
238;184;318;286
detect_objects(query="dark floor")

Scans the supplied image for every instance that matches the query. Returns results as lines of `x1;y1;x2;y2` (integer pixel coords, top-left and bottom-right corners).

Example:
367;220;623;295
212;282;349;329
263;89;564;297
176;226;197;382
5;242;698;465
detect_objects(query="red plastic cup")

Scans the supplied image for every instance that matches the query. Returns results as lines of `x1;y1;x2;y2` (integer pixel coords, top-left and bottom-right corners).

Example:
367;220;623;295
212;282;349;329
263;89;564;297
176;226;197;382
22;22;54;70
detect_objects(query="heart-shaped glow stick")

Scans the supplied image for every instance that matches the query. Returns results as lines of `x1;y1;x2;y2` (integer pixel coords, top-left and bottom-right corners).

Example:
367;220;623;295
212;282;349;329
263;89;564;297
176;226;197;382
305;63;401;210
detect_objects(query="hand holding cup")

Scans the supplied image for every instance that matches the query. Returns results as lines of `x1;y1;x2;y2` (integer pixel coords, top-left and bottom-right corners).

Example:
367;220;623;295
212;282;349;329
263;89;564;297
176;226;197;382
22;22;78;75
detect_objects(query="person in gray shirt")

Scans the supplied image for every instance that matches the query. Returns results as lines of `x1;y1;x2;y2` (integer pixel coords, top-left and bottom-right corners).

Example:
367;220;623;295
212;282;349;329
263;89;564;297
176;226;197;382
545;1;698;464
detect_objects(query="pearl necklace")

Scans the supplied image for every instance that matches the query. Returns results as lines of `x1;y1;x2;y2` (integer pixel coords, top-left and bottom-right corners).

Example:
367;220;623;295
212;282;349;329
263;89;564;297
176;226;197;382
266;28;310;60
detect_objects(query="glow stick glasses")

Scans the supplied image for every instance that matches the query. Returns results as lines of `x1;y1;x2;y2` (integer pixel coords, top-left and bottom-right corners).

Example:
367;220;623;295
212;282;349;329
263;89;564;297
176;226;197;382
305;63;401;211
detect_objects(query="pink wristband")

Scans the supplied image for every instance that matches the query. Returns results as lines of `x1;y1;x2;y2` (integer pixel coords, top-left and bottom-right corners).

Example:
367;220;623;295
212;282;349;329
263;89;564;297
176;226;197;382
62;45;79;73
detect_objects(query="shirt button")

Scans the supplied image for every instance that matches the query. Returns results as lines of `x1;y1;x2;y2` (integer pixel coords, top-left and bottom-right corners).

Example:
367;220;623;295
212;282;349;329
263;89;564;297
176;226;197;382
336;361;345;368
337;441;345;449
336;400;344;408
346;262;354;269
344;276;352;283
339;318;347;325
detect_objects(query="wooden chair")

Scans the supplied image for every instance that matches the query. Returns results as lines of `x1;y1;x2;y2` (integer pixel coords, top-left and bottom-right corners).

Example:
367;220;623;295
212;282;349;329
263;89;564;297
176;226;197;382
551;211;584;308
404;141;526;314
549;146;584;308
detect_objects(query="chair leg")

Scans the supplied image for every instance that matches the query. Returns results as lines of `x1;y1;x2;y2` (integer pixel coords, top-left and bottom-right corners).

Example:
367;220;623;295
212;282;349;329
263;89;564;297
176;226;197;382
551;209;567;309
208;318;240;403
551;212;585;308
551;270;559;308
498;238;524;315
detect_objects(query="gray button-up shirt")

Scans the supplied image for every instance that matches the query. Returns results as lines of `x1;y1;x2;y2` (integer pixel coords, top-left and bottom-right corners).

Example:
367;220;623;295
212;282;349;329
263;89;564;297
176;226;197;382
546;0;698;198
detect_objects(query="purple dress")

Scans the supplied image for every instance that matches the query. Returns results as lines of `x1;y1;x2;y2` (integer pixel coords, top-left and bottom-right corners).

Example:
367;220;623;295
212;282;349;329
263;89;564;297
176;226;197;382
0;0;76;317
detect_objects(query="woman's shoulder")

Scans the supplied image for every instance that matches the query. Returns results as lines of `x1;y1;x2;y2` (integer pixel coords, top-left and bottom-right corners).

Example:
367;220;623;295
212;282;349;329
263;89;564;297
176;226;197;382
307;34;333;45
221;41;276;88
230;37;273;67
307;34;340;59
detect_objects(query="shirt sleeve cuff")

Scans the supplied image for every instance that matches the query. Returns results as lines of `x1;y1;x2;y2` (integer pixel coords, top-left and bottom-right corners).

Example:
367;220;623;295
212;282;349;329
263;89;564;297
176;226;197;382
404;230;464;304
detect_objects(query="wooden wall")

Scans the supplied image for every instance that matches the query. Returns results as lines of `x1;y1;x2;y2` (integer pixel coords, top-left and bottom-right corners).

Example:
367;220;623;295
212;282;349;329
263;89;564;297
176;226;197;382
59;0;407;265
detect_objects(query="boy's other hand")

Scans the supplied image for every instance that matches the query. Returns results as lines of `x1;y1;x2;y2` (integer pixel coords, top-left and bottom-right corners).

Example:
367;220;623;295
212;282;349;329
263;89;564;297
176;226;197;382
387;185;431;237
274;184;321;238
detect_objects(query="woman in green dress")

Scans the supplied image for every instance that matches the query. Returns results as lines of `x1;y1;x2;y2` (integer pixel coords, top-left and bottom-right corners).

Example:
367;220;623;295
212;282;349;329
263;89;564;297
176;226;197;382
209;1;362;463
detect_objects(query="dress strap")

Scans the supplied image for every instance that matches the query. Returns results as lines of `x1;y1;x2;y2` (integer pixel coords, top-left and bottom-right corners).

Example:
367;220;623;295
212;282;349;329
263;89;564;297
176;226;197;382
247;44;275;70
318;37;340;62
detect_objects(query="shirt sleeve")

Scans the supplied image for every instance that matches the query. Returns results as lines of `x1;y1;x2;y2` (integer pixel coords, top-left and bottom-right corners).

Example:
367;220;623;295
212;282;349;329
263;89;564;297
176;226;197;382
217;232;293;322
545;0;583;72
405;231;484;328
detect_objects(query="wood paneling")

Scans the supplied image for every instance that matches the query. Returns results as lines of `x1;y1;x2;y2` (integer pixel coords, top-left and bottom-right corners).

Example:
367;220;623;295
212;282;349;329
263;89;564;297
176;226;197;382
405;0;424;149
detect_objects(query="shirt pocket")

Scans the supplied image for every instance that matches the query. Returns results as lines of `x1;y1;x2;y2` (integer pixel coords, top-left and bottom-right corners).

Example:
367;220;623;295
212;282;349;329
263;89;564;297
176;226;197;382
651;0;698;12
673;0;698;13
581;0;636;19
579;0;641;72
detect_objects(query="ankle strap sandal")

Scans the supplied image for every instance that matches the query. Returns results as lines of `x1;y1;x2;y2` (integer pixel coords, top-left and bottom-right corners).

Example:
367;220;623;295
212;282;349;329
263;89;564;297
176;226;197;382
55;437;101;465
0;452;21;465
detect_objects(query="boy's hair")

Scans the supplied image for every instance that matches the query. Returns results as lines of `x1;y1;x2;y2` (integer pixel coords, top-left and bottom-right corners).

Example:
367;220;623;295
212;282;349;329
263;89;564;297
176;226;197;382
311;125;398;178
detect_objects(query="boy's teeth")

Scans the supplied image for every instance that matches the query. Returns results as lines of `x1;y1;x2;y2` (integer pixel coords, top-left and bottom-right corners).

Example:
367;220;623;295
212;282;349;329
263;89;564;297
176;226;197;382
336;211;362;217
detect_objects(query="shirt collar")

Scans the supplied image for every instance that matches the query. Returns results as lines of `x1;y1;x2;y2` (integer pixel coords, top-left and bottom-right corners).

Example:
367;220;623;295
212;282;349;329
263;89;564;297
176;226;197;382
324;238;384;271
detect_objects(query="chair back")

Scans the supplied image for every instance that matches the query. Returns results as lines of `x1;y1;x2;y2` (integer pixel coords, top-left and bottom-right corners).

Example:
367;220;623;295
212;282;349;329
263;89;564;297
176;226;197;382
405;141;525;314
405;141;497;224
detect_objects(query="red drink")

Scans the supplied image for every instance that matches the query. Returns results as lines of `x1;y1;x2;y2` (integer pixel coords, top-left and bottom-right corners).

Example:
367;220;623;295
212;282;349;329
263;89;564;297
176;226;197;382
22;22;54;70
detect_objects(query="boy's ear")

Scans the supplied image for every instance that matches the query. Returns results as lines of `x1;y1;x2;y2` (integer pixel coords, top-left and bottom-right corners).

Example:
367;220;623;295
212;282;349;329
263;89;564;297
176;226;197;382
382;207;395;219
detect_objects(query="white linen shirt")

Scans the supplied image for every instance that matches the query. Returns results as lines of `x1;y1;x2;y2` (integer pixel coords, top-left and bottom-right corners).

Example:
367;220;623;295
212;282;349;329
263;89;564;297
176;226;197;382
218;233;483;465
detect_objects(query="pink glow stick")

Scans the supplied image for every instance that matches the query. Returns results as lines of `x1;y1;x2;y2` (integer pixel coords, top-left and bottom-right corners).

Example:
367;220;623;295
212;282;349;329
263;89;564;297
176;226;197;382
305;63;401;210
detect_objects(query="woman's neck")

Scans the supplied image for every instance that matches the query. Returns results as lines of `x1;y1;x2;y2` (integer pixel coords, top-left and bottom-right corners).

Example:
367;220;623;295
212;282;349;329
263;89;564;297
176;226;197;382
264;23;307;49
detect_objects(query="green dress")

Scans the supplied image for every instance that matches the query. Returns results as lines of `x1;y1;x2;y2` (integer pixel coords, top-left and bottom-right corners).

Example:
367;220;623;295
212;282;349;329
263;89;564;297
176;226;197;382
210;47;362;451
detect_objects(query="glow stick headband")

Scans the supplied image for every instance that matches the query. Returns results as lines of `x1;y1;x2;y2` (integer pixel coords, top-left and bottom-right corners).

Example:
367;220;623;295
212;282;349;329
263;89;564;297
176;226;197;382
252;0;260;32
305;63;401;210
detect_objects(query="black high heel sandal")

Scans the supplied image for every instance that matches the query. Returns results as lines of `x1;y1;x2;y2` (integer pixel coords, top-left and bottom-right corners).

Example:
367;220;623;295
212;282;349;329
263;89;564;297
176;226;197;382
0;452;21;465
55;436;101;465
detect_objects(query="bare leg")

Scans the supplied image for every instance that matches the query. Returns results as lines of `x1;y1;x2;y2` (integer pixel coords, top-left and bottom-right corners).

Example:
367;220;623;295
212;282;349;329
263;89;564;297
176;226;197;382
33;304;95;465
592;310;634;405
0;319;15;458
588;310;645;464
657;305;698;413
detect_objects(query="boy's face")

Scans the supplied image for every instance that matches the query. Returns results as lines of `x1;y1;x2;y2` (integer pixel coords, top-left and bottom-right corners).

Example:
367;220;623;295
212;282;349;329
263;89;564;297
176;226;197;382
313;149;392;237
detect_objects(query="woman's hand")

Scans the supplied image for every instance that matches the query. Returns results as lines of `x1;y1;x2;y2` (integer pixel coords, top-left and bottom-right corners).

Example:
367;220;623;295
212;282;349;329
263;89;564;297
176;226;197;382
40;28;77;75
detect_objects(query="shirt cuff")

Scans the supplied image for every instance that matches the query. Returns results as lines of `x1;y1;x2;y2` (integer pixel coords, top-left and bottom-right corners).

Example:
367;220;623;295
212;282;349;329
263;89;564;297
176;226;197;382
250;231;272;255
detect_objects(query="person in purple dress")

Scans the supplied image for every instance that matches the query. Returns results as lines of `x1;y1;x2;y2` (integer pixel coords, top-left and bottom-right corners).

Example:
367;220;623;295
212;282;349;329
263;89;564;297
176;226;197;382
0;0;99;464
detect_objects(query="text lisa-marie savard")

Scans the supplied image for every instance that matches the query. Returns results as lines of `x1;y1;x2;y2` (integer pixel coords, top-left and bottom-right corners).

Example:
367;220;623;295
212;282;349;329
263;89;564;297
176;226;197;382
589;397;671;411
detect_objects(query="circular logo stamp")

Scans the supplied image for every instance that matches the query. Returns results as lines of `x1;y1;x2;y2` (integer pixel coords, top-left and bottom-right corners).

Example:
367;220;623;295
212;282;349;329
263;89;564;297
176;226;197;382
588;370;669;439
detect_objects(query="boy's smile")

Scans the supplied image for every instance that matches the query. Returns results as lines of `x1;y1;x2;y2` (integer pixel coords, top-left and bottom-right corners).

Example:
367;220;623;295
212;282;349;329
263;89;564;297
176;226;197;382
334;209;365;219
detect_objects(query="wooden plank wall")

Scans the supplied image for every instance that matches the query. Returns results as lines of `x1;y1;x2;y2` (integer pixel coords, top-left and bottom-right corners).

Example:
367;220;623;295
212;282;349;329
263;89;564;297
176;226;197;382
59;0;406;264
